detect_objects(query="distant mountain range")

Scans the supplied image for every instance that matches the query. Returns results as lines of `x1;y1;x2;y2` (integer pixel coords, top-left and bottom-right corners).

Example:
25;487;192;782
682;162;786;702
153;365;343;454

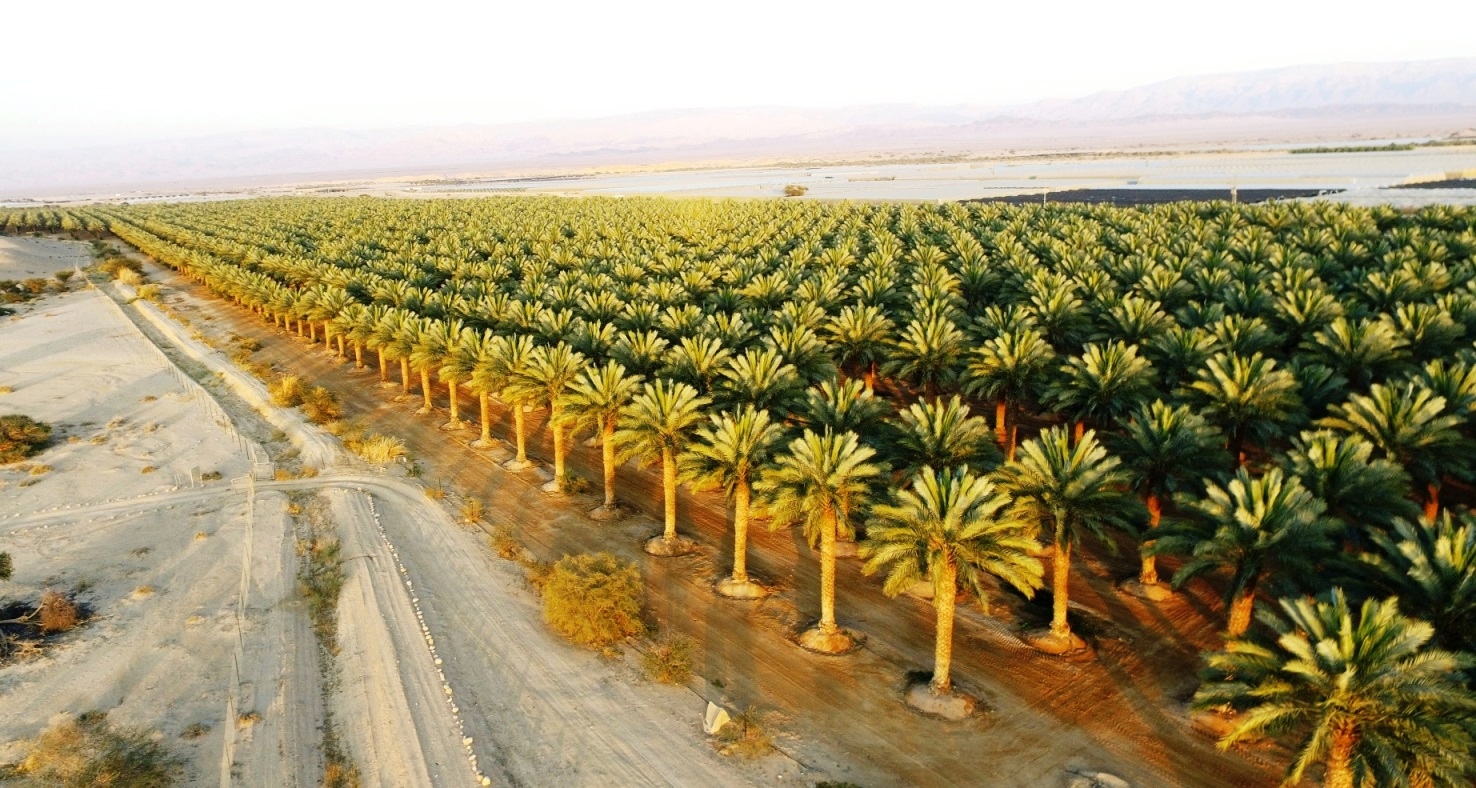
6;58;1475;197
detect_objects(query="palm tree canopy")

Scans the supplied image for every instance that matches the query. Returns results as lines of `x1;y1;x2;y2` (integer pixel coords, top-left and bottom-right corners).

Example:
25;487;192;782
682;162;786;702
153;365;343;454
993;426;1139;548
756;429;883;545
1319;382;1468;488
893;396;1000;478
964;326;1057;405
506;342;587;409
562;360;643;434
801;378;893;438
863;467;1043;607
1046;340;1155;428
1109;399;1227;501
1282;430;1416;530
1193;590;1476;787
1189;352;1302;451
1362;512;1476;652
680;406;784;499
613;379;710;466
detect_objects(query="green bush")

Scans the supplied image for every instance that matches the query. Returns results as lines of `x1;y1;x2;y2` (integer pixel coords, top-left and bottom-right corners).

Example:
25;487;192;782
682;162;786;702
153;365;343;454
542;552;646;648
0;414;51;464
0;552;12;581
300;386;342;424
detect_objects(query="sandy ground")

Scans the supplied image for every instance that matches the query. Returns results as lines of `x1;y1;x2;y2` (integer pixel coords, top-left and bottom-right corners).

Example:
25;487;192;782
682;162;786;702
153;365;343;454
3;237;792;786
134;245;1286;786
0;236;90;280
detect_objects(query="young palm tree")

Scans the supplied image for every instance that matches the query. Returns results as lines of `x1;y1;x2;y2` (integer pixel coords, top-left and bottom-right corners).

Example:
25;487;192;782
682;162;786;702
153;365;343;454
825;303;894;389
1190;352;1301;466
893;396;999;479
1362;512;1476;652
863;467;1042;706
1046;341;1155;443
614;380;710;554
757;429;882;653
1156;468;1337;636
993;427;1137;653
1194;591;1476;788
681;407;785;597
494;334;539;469
1282;430;1415;535
563;360;643;515
1320;382;1467;520
964;326;1057;458
1109;400;1227;596
507;343;587;492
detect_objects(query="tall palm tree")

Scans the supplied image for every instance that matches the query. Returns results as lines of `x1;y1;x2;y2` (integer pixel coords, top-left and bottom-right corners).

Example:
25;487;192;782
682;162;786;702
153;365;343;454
1156;468;1337;636
681;407;785;597
893;396;999;479
863;468;1042;702
436;323;478;430
1109;400;1227;595
464;333;510;448
1046;341;1155;443
378;310;420;394
717;347;804;414
1362;512;1476;652
409;318;466;415
345;303;387;371
1320;382;1467;520
757;429;882;653
507;343;587;492
964;326;1057;458
825;303;894;389
493;334;539;469
563;360;643;515
994;427;1137;653
1194;591;1476;788
1282;430;1415;535
662;336;733;396
884;313;966;401
800;378;893;443
614;380;710;554
1190;352;1301;466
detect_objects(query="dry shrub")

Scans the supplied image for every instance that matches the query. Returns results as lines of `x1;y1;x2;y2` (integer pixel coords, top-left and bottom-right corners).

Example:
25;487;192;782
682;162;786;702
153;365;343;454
140;466;156;474
99;257;143;279
0;385;13;394
116;268;145;287
39;591;79;633
0;551;12;581
0;414;52;464
135;283;162;302
29;464;52;476
642;635;694;684
300;386;342;424
541;552;646;648
269;374;306;407
783;184;808;197
460;497;484;523
323;761;361;788
424;481;447;500
15;711;182;786
489;527;521;560
715;707;773;759
352;433;407;464
179;722;210;740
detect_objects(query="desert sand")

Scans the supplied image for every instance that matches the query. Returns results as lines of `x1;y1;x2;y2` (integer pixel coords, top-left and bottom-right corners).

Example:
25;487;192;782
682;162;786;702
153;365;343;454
1;238;789;785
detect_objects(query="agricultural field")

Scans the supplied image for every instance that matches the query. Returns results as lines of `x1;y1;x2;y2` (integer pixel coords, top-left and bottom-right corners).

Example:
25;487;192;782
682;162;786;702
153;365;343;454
6;195;1476;786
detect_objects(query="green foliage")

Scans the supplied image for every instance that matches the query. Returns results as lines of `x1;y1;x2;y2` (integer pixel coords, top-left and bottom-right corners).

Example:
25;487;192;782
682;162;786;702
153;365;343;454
541;552;646;648
0;552;11;581
0;414;52;464
642;635;694;684
12;711;183;787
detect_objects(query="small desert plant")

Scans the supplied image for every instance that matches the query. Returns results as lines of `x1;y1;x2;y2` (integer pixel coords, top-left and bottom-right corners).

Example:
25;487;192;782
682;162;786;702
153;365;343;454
13;711;182;786
0;385;13;394
135;283;162;302
116;268;145;287
0;552;12;581
140;465;156;474
460;497;484;523
715;707;773;759
542;552;646;648
38;590;80;633
269;374;307;407
782;184;808;197
642;635;694;684
490;528;522;561
99;257;143;279
55;270;75;286
0;414;52;463
179;722;211;740
22;277;49;295
352;433;407;463
424;480;447;500
299;536;346;645
201;470;222;481
28;464;52;476
322;761;361;788
300;386;342;424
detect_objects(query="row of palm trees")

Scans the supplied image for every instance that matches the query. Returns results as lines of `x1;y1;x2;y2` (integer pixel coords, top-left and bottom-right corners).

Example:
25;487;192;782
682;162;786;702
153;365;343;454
48;196;1476;785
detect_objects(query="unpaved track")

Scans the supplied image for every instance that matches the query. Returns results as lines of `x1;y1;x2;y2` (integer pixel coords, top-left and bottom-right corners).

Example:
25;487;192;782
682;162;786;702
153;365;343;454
129;249;1281;786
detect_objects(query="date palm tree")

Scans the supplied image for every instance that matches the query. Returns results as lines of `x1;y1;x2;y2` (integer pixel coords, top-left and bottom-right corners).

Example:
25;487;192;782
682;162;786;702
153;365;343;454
757;429;882;653
964;327;1056;458
885;313;966;401
717;347;804;414
825;303;894;389
409;318;466;415
563;360;643;515
863;467;1042;703
614;380;710;554
800;378;893;442
375;310;419;393
1047;341;1155;443
682;407;785;597
1320;382;1467;520
662;336;733;396
465;332;509;448
507;343;586;492
893;396;999;479
493;334;539;469
1156;468;1337;636
1362;512;1476;652
1110;400;1227;595
1282;430;1415;535
1190;352;1301;466
436;323;479;430
1194;591;1476;788
994;427;1137;653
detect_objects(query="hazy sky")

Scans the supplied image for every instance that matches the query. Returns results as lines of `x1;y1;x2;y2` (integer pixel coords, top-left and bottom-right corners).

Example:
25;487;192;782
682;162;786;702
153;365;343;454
3;0;1472;149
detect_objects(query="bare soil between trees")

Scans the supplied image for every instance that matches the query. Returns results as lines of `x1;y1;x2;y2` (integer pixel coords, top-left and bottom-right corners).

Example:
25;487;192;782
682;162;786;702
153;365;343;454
125;243;1286;786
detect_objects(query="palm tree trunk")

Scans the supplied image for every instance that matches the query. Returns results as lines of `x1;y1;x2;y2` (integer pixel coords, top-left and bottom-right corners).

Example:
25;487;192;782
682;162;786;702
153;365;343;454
662;447;677;541
308;322;316;343
1325;724;1358;788
419;368;433;413
601;421;617;507
1072;420;1085;445
1227;588;1256;637
994;398;1008;445
1139;494;1162;586
448;381;461;423
732;482;751;583
479;392;492;444
1051;540;1072;639
932;561;957;694
400;359;411;393
354;342;364;369
1007;421;1019;463
513;405;528;463
1424;481;1440;521
863;363;877;391
378;350;388;382
551;410;566;490
336;334;345;357
819;509;838;634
